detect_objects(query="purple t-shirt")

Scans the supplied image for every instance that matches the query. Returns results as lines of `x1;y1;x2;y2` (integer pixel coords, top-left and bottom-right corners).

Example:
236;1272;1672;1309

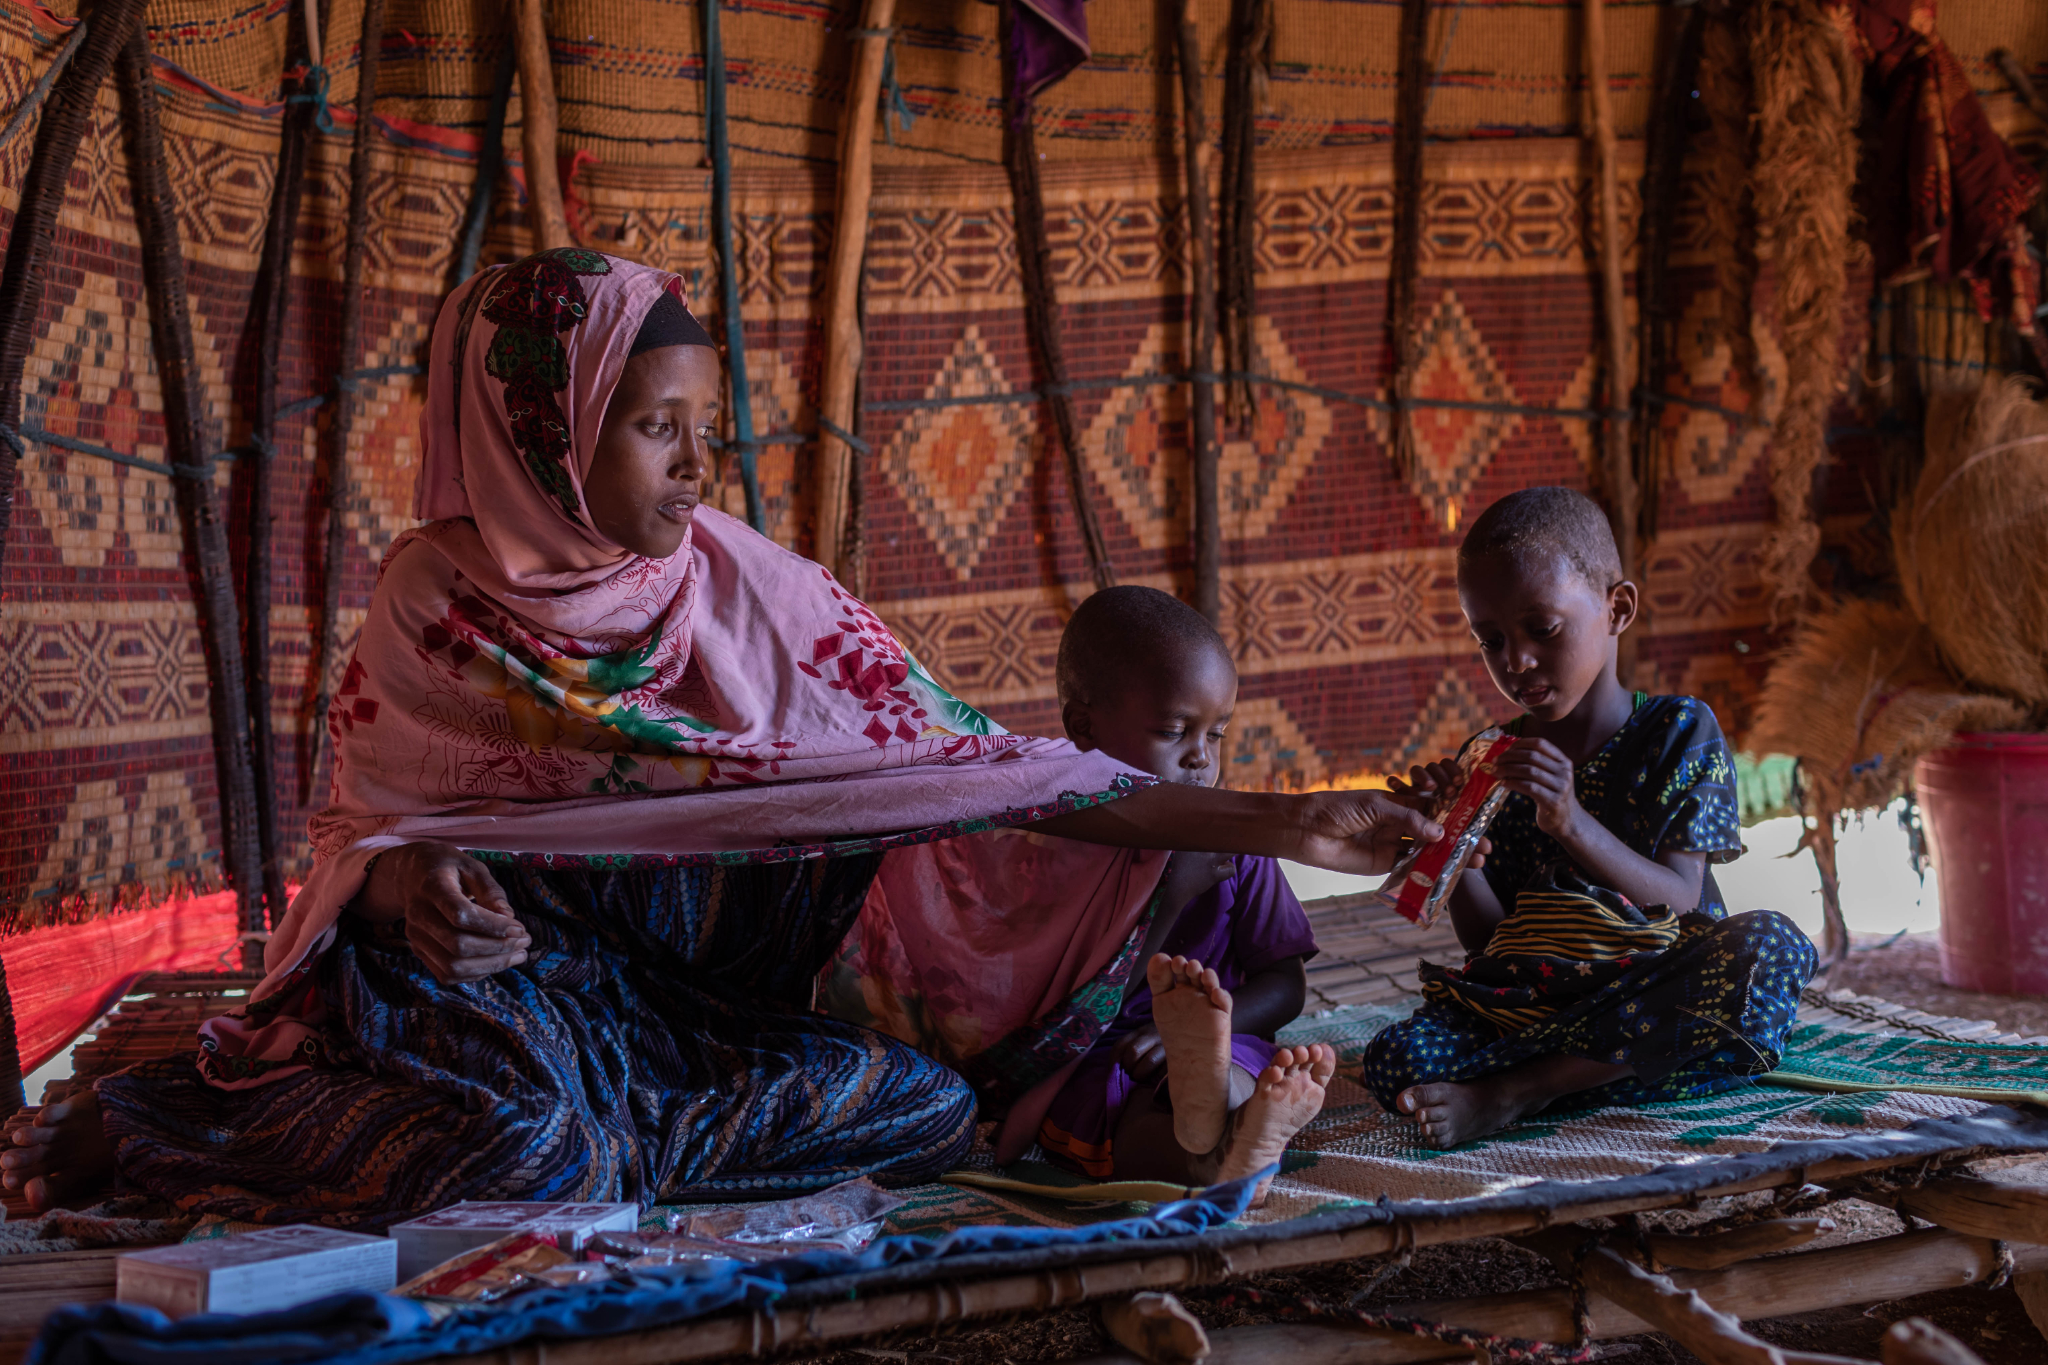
1112;854;1318;1033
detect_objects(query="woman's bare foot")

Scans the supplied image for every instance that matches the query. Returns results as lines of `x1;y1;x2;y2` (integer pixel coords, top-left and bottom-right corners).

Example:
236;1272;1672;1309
1396;1076;1530;1149
1147;953;1235;1155
1216;1044;1335;1203
0;1090;116;1212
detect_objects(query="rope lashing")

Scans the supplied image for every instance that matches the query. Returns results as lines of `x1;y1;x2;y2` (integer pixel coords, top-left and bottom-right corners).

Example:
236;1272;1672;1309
287;62;337;133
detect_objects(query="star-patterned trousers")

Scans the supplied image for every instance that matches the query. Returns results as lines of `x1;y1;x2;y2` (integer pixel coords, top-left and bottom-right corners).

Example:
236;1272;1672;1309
1360;910;1817;1111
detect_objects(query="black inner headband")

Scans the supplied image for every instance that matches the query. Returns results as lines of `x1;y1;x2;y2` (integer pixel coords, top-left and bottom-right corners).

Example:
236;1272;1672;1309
629;290;716;355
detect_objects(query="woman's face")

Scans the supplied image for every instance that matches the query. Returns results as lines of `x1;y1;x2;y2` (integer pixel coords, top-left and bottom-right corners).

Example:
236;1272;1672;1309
584;344;721;560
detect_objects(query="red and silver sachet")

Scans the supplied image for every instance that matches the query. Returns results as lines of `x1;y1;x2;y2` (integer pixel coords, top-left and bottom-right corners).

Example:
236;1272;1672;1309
1375;727;1516;925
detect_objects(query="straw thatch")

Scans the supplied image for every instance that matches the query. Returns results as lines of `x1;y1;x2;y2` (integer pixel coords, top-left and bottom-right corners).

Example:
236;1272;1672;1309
1896;377;2048;708
1747;0;1862;616
1750;598;2028;818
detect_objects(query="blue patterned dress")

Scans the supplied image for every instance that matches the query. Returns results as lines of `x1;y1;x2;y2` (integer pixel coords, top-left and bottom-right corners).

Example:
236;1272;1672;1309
98;857;977;1230
1361;694;1817;1114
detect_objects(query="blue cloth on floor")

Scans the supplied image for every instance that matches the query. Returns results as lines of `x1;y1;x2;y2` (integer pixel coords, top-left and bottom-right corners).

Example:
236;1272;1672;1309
28;1173;1266;1365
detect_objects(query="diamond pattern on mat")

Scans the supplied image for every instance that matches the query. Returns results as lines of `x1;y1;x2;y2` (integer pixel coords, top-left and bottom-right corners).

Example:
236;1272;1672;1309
879;326;1037;580
1392;668;1499;769
0;609;210;736
27;769;207;905
1380;289;1522;531
1086;317;1330;551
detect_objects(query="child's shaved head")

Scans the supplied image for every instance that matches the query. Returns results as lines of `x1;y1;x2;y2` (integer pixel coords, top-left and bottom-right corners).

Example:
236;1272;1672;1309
1057;586;1229;708
1458;486;1623;588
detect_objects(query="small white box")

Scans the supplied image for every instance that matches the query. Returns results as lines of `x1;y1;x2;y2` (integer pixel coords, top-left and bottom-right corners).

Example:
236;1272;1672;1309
387;1202;639;1279
117;1225;398;1319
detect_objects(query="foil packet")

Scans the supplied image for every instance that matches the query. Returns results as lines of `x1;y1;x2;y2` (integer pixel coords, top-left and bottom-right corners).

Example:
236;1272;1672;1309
394;1231;571;1303
1375;727;1516;925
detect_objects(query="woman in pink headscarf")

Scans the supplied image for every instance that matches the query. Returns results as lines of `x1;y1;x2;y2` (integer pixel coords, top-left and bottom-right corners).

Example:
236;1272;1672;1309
5;251;1435;1223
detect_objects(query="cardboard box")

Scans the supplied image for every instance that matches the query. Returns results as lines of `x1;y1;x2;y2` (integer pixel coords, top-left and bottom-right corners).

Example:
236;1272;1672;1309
117;1225;398;1318
387;1202;639;1279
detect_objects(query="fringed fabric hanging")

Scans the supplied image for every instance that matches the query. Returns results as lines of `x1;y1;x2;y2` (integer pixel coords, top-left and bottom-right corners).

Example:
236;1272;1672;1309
1747;0;1861;615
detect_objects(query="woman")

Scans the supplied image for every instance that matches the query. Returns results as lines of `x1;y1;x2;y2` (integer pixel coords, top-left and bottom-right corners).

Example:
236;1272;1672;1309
4;251;1436;1224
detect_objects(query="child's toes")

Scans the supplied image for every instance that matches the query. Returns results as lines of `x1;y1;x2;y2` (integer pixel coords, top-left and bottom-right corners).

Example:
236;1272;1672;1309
1145;953;1176;994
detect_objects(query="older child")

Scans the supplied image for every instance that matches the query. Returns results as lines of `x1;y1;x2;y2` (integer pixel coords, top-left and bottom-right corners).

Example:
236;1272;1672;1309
1364;487;1816;1147
1037;587;1335;1190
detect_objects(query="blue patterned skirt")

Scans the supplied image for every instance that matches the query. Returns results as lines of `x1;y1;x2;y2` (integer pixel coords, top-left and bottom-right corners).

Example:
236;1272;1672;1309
98;856;977;1229
1360;909;1817;1111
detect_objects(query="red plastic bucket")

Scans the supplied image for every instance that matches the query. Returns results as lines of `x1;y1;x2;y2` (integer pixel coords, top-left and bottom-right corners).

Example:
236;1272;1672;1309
1915;732;2048;996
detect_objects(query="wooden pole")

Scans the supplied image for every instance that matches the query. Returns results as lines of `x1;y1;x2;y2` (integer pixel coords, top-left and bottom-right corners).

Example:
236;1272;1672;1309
304;0;388;805
1585;0;1639;669
1386;0;1432;482
243;0;318;933
1216;0;1268;431
452;32;518;289
702;0;765;532
999;1;1116;594
0;0;151;552
515;0;573;251
1568;1243;1862;1365
812;0;896;576
1635;1;1703;550
1176;0;1222;626
1644;1216;1832;1271
115;21;264;964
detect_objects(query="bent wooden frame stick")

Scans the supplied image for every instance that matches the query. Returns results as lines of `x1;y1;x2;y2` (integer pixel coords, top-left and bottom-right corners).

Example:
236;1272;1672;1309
999;0;1116;593
813;0;897;576
1584;0;1639;587
305;0;389;804
243;0;319;933
115;20;264;962
1175;0;1222;625
0;0;150;551
516;0;573;251
1385;0;1433;482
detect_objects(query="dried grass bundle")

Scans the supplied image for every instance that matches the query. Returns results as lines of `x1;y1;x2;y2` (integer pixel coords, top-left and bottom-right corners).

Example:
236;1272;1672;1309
1750;598;2028;816
1896;376;2048;706
1747;0;1861;614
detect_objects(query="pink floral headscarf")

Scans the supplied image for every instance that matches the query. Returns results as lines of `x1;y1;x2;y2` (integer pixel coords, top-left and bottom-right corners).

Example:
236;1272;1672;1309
214;252;1159;1084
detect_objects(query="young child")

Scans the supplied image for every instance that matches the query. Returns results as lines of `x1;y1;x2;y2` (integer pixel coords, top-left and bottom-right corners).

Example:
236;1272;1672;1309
1364;487;1817;1147
1036;586;1336;1190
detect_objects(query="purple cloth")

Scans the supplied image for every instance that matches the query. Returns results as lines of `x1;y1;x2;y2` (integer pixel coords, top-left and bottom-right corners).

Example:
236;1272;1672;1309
1038;855;1318;1176
1011;0;1090;103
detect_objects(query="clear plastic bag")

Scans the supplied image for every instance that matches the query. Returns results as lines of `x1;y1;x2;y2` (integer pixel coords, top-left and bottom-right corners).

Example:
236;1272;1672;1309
1375;727;1516;925
595;1177;908;1266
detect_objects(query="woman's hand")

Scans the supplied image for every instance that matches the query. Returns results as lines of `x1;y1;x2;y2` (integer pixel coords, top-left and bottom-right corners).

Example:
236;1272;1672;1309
1492;738;1585;839
1295;789;1445;876
351;842;531;984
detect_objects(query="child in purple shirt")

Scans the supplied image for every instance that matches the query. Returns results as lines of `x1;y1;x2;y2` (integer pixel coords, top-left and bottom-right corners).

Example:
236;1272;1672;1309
1036;587;1332;1191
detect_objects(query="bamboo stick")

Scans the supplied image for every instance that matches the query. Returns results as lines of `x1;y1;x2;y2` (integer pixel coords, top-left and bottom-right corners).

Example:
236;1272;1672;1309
515;0;573;251
812;0;896;576
1385;0;1433;483
243;0;318;936
1585;0;1639;600
1175;0;1221;626
1645;1216;1832;1271
115;22;264;964
999;0;1116;593
702;0;764;531
0;0;150;551
304;0;388;805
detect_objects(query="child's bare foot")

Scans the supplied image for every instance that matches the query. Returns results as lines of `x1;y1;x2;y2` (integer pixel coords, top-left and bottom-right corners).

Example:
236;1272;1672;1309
1396;1076;1531;1148
1216;1044;1334;1203
1147;953;1234;1155
0;1090;116;1211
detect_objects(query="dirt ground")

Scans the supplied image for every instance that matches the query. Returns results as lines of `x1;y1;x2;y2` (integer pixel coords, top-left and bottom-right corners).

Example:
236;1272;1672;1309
786;933;2048;1365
